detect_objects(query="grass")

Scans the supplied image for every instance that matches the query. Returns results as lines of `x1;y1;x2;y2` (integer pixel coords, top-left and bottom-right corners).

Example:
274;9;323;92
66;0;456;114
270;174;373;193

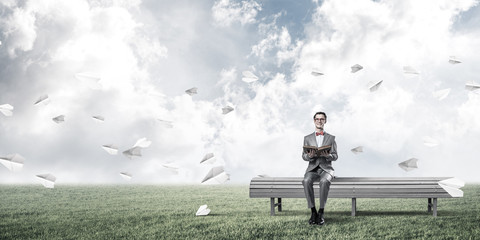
1;184;479;239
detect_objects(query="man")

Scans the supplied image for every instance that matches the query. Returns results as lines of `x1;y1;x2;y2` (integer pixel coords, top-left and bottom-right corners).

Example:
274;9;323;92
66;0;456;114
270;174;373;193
302;111;338;226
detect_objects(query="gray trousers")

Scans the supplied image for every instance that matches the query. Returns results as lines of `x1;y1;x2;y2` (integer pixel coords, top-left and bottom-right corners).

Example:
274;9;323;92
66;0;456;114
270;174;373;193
302;167;333;209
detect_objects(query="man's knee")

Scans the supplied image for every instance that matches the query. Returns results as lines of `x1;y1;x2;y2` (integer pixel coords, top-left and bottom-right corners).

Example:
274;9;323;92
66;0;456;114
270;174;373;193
302;178;313;186
319;178;331;186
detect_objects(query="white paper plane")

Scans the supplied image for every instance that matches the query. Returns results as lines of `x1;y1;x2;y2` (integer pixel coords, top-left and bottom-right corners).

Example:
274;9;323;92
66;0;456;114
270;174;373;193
36;173;56;188
439;177;464;197
311;68;324;76
201;166;229;184
185;87;198;96
465;82;480;91
0;104;14;116
222;106;234;115
432;88;450;101
368;80;383;92
196;204;211;216
257;174;270;178
162;163;179;174
119;172;132;180
242;71;259;83
351;64;363;73
398;158;418;172
92;115;105;123
157;119;173;128
34;94;50;105
351;146;363;154
423;136;439;147
102;144;119;155
448;56;461;64
403;66;419;74
75;72;102;90
133;137;152;148
0;153;25;172
122;147;142;159
200;153;215;164
52;115;65;123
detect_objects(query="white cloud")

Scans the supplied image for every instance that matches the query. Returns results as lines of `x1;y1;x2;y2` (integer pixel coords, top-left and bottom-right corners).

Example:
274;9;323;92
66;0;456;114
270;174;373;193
212;0;262;27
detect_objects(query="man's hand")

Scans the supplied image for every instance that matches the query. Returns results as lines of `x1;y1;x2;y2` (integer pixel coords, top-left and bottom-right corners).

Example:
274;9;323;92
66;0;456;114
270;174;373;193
307;149;316;158
317;150;330;157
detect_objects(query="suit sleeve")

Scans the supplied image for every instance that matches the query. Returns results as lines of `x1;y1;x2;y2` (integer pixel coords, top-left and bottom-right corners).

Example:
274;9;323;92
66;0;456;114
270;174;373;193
302;137;314;162
326;137;338;161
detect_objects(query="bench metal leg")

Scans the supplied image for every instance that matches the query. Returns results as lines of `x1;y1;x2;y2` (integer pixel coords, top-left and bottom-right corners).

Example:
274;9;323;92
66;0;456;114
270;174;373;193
278;198;282;212
270;198;282;216
270;198;275;216
428;198;432;212
433;198;437;217
352;198;356;216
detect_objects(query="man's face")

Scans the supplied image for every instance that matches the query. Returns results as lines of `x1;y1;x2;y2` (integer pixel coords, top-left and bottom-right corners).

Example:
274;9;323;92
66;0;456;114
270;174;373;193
313;114;326;130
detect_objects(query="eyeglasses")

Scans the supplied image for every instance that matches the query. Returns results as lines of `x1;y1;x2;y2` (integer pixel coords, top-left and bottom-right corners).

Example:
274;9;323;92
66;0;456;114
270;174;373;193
314;118;326;122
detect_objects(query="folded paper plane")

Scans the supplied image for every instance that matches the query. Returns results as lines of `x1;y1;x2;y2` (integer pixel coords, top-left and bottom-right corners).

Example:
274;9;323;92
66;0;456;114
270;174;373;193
351;64;363;73
0;153;25;172
185;87;198;96
351;146;363;154
0;104;14;116
423;136;439;147
120;172;132;180
34;95;50;105
202;166;229;184
102;144;119;155
242;71;259;83
196;204;211;216
92;115;105;122
222;106;234;114
75;72;102;89
52;115;65;123
123;147;142;159
398;158;418;172
403;66;419;74
200;153;215;164
369;80;383;92
311;68;324;76
432;88;450;101
448;56;461;64
36;173;56;188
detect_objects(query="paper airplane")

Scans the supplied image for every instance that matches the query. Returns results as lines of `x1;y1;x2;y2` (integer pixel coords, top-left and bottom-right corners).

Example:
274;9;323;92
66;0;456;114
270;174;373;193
422;136;439;147
0;104;14;116
34;95;50;105
102;144;119;155
351;64;363;73
257;174;270;178
157;119;173;128
75;72;102;89
36;173;56;188
465;82;480;91
196;204;211;216
200;153;215;164
351;146;363;154
432;88;450;101
311;68;324;76
162;163;179;174
92;115;105;123
439;177;464;197
368;80;383;92
448;56;461;64
222;106;234;114
0;153;25;172
133;137;152;148
242;71;259;83
185;87;198;96
122;147;142;159
403;66;419;74
201;166;230;184
52;115;65;123
398;158;418;172
119;172;132;180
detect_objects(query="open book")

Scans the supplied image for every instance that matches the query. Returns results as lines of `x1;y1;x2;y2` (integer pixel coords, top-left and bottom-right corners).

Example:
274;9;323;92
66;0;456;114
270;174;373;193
303;145;331;154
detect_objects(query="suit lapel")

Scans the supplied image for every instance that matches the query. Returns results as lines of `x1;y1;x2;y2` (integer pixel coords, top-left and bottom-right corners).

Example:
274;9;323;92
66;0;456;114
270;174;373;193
322;133;330;146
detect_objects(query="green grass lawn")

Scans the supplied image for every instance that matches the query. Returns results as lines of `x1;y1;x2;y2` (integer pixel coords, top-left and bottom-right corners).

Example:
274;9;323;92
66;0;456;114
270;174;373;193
1;184;479;239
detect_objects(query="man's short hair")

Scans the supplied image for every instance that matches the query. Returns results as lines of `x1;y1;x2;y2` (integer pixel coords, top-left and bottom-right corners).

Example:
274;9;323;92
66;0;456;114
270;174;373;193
313;111;327;121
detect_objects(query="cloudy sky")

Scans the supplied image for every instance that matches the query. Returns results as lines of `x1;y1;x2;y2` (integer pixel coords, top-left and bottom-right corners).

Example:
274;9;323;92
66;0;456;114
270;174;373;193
1;0;480;185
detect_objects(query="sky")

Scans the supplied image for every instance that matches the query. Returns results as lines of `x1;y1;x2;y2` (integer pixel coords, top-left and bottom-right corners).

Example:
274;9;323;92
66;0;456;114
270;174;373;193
1;0;480;185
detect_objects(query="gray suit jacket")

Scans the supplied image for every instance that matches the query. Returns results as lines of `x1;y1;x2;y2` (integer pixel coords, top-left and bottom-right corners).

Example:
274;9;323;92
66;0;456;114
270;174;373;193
302;132;338;175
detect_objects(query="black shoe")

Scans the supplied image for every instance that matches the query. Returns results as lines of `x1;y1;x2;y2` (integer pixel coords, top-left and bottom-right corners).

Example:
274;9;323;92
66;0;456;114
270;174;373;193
309;212;318;225
317;213;325;226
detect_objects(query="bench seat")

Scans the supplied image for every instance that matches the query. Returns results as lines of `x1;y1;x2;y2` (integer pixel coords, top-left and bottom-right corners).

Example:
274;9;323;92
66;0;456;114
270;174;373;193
249;177;463;217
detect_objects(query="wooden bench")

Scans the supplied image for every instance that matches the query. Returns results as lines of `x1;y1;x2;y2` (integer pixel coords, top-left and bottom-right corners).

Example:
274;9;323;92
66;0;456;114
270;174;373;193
249;177;464;217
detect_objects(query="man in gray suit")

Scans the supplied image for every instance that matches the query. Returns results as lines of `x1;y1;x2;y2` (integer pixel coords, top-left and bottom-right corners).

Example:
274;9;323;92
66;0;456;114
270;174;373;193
302;111;338;225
